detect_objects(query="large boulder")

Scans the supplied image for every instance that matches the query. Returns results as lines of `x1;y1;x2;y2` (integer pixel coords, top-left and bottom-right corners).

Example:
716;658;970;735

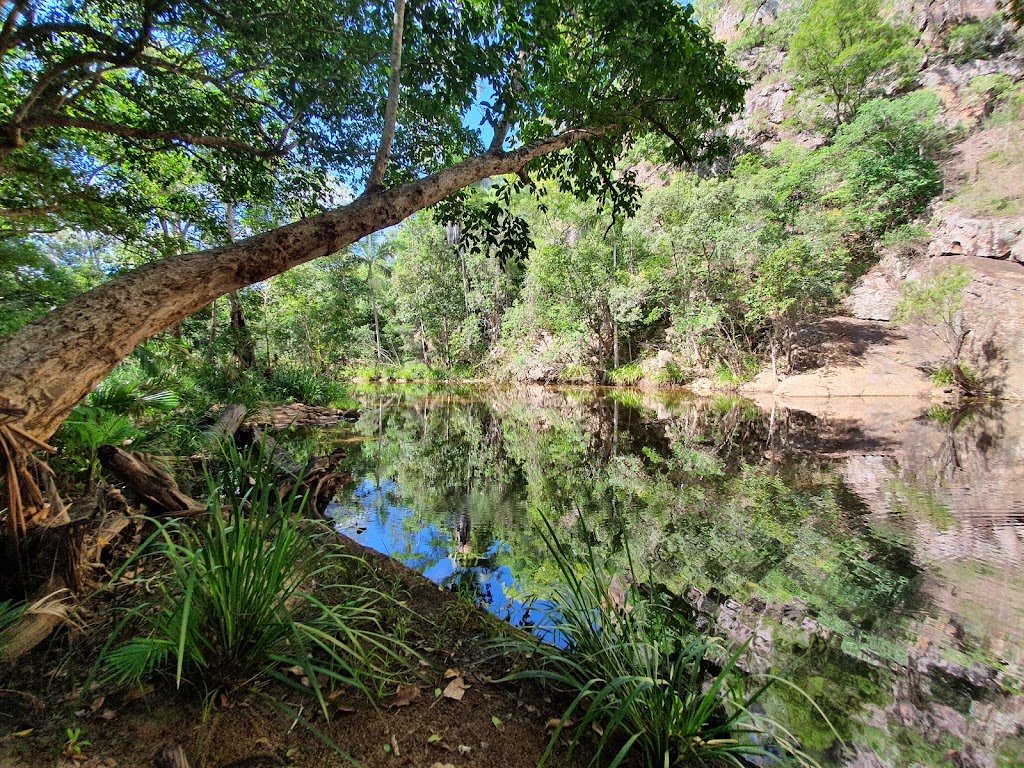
846;252;917;321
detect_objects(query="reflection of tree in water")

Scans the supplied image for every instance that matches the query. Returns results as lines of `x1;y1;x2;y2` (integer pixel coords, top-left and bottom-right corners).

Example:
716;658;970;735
326;386;1023;768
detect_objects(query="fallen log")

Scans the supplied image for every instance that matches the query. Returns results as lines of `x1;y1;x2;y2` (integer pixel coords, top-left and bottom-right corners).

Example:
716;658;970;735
1;486;148;660
235;425;304;478
204;404;247;445
0;581;71;663
234;426;347;517
292;449;350;518
97;446;206;517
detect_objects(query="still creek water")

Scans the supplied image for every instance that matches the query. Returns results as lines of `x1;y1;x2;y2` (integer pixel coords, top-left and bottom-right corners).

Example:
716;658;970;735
288;384;1024;767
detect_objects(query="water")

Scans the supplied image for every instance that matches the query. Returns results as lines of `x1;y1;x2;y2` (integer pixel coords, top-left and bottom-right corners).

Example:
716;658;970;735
304;384;1024;767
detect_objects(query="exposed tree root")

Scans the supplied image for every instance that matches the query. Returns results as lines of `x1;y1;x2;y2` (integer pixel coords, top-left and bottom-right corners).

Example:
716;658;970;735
0;422;62;600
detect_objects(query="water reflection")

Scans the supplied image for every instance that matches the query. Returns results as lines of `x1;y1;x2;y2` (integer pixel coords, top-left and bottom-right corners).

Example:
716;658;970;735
313;385;1024;768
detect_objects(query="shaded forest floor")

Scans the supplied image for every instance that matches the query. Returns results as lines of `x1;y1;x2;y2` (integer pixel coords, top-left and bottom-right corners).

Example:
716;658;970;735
0;536;589;768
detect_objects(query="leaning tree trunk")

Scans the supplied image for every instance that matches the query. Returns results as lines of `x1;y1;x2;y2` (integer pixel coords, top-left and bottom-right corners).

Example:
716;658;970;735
0;128;606;602
0;127;603;443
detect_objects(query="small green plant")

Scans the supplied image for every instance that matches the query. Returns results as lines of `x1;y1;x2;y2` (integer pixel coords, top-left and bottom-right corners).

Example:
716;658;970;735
929;367;955;387
56;405;139;490
103;442;402;713
648;360;691;386
607;362;644;386
560;363;595;384
89;365;180;416
928;364;979;390
0;599;27;644
63;726;90;758
501;518;821;767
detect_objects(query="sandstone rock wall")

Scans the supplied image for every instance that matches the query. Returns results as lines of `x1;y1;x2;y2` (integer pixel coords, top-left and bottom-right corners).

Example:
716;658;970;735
902;0;1002;47
928;214;1024;261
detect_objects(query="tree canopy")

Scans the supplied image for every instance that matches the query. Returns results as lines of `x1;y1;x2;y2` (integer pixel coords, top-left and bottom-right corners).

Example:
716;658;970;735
0;0;746;439
1;0;745;241
787;0;916;127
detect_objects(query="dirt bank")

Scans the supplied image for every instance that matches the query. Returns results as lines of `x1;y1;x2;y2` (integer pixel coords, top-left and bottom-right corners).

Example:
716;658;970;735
0;535;586;768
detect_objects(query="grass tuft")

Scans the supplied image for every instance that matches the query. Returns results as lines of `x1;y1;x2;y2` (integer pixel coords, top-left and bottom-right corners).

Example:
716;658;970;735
102;441;403;714
607;362;644;386
500;517;819;767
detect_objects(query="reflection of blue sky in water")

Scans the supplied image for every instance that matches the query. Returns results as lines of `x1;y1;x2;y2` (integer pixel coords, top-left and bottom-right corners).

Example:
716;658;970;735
329;477;563;646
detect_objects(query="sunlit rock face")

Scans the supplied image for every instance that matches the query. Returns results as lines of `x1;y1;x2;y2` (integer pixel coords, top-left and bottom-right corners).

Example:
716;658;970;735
711;0;786;43
928;215;1024;262
903;0;1001;47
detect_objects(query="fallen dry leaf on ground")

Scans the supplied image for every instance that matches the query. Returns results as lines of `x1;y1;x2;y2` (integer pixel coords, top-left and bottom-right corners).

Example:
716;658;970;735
546;718;574;733
442;676;470;701
391;684;422;708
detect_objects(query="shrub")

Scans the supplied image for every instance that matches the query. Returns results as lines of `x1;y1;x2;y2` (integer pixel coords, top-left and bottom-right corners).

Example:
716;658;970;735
347;365;383;382
103;443;400;711
715;356;761;385
946;16;1009;63
880;222;929;251
265;366;349;406
607;362;644;386
190;364;270;412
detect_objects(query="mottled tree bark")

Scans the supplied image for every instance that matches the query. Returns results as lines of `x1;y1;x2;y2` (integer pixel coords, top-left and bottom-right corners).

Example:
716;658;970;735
0;127;606;442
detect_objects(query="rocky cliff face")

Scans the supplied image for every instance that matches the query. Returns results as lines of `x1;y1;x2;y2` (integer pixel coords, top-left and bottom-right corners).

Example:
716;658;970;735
928;214;1024;261
903;0;1002;47
711;0;1018;151
708;0;1024;400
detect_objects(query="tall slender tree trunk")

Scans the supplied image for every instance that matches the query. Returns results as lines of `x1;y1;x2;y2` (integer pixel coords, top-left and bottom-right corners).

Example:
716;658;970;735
367;254;382;363
225;202;257;370
227;292;257;370
208;299;218;364
612;240;619;370
491;261;501;342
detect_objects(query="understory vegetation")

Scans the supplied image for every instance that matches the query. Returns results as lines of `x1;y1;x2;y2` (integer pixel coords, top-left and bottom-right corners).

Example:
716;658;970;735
102;443;402;713
502;519;822;768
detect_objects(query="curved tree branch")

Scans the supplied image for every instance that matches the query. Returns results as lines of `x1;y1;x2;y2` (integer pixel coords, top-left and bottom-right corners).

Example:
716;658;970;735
0;124;613;440
12;116;278;155
0;0;29;60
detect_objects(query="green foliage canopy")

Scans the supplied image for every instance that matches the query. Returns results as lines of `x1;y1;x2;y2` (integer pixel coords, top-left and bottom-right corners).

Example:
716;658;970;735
0;0;746;244
787;0;916;127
